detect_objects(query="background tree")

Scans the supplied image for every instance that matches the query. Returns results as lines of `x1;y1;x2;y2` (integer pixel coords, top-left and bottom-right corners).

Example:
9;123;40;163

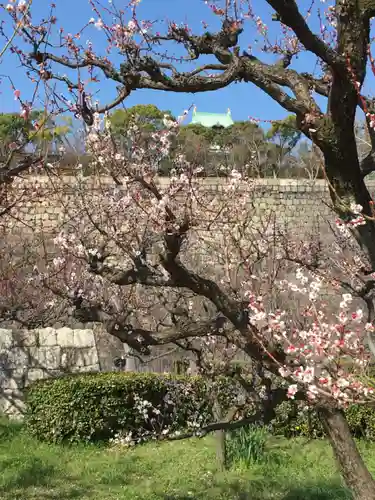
0;111;72;160
266;115;302;156
266;115;304;177
33;115;73;155
110;104;173;135
293;140;325;180
177;120;300;177
109;104;173;149
0;111;40;157
108;105;309;178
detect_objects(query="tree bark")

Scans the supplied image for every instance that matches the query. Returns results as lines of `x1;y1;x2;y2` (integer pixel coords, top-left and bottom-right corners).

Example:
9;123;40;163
318;407;375;500
123;343;137;372
213;397;227;471
321;147;375;268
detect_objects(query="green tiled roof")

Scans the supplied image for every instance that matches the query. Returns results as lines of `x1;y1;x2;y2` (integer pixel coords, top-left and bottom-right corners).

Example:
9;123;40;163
191;108;234;128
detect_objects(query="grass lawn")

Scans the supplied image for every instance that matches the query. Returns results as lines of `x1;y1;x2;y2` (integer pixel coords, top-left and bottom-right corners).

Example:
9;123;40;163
1;419;374;500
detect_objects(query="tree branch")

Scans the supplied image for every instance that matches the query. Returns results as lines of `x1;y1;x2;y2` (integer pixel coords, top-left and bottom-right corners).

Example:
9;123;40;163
30;21;323;120
266;0;342;69
0;154;42;185
165;386;304;441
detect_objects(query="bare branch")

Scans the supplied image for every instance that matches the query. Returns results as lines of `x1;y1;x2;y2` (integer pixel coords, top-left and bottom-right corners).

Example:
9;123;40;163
266;0;342;69
165;387;304;441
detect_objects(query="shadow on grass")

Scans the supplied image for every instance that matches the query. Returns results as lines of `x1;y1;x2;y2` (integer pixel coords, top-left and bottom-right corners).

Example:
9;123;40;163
0;457;58;490
281;484;351;500
227;479;351;500
163;480;351;500
0;418;23;442
0;456;91;499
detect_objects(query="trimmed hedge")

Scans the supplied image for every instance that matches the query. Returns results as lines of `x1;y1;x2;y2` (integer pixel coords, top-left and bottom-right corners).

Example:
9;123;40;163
25;371;375;445
25;372;244;444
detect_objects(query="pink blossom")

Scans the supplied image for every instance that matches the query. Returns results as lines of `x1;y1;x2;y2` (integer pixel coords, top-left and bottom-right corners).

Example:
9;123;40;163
287;384;298;399
20;105;31;120
352;309;364;322
128;19;137;32
94;18;104;30
350;202;363;214
17;0;27;12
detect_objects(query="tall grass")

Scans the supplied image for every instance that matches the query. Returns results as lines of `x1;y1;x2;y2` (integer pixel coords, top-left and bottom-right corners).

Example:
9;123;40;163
225;425;268;467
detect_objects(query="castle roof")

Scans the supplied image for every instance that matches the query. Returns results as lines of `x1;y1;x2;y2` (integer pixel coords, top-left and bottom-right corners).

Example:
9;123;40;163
191;107;234;128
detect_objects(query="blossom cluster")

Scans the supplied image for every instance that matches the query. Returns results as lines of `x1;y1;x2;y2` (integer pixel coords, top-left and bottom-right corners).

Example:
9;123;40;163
247;269;375;407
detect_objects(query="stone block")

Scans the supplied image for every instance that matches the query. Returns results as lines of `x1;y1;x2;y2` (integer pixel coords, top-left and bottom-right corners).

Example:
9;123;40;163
74;330;96;348
25;368;47;386
1;375;20;390
12;330;39;347
82;347;99;367
29;346;61;370
62;347;99;369
0;329;13;350
2;347;29;370
1;389;25;417
56;327;75;347
38;328;57;346
72;364;100;373
60;348;78;370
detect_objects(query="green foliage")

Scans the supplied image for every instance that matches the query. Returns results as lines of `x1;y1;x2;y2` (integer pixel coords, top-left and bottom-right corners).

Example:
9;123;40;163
0;111;41;151
266;115;302;151
107;104;310;177
0;112;73;156
25;370;375;447
109;104;173;137
179;120;263;149
272;400;375;440
345;405;375;440
25;372;242;445
226;425;268;466
33;115;72;144
271;401;324;439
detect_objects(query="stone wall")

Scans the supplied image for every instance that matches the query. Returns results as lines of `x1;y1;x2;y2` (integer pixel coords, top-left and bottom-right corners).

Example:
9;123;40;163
11;176;375;233
0;325;198;418
0;326;126;418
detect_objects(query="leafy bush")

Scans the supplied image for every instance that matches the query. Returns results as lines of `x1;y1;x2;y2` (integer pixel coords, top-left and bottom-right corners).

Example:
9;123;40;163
345;405;375;440
226;425;268;466
25;372;245;444
25;371;375;446
271;400;375;440
270;401;323;439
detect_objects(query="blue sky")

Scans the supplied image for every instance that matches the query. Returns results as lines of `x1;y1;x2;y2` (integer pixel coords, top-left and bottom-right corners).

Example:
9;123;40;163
0;0;337;126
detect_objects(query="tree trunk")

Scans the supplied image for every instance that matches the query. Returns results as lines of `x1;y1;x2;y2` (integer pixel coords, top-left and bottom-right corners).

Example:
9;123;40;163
318;406;375;500
318;136;375;268
123;343;137;372
213;397;227;471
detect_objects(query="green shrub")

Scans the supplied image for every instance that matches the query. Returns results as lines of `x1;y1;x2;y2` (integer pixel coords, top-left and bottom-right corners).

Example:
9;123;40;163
25;371;375;446
25;372;243;444
270;401;324;439
345;405;375;440
271;400;375;440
